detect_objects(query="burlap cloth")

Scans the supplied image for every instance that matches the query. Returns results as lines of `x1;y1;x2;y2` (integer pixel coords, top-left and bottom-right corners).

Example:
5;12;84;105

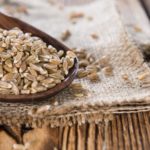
0;0;150;127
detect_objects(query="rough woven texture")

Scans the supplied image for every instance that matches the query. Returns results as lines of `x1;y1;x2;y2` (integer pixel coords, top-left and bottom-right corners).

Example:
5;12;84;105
0;0;150;127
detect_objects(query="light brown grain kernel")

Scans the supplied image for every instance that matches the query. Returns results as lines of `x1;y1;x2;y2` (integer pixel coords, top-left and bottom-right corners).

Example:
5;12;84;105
2;73;17;81
37;75;45;81
36;86;47;92
30;88;37;94
15;60;22;68
5;58;13;68
102;66;113;76
54;79;61;84
99;56;110;67
122;74;129;80
42;78;54;84
49;72;64;80
0;81;12;89
23;73;36;81
134;25;142;32
87;72;100;82
91;33;99;39
74;93;84;97
23;81;31;90
0;52;11;59
43;64;57;70
0;88;11;94
137;72;149;80
58;50;64;57
70;83;83;90
87;53;95;63
79;60;89;68
42;83;56;88
67;51;76;58
19;62;26;73
2;43;7;48
28;67;38;77
75;51;86;59
77;69;88;78
50;58;61;65
11;82;19;95
0;63;3;78
26;55;40;64
29;63;47;75
17;5;29;14
12;67;18;74
14;52;23;64
21;89;30;94
31;81;38;88
61;30;71;41
3;65;13;73
63;58;69;75
86;65;99;73
67;58;74;69
69;12;84;19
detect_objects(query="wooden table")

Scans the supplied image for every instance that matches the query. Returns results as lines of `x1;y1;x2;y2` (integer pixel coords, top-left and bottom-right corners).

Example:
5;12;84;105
56;112;150;149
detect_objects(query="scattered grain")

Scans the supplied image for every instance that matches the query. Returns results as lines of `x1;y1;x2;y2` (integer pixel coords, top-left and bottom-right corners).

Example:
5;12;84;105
102;66;113;76
74;93;84;97
73;48;112;80
61;30;71;41
69;12;84;19
77;69;88;78
99;56;110;67
91;33;99;39
138;72;149;80
70;83;83;90
122;74;129;80
134;25;142;32
79;60;89;68
87;72;100;82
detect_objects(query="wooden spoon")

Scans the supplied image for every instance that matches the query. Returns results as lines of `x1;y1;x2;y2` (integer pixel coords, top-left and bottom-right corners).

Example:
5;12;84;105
0;12;78;103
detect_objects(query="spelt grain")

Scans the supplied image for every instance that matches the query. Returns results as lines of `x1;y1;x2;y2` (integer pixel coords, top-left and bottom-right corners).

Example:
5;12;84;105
0;27;76;95
61;30;71;41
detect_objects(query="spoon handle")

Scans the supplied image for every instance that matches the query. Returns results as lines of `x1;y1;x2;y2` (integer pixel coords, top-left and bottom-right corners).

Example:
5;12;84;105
0;12;69;51
0;12;18;29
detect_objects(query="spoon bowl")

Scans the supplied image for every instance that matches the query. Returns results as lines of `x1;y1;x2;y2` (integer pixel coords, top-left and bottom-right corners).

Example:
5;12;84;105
0;12;78;103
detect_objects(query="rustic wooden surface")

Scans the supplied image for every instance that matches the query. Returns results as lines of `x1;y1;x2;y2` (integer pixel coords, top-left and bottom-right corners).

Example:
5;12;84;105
0;111;150;150
57;112;150;150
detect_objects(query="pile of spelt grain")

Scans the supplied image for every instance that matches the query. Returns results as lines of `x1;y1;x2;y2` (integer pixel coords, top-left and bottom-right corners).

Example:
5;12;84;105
73;48;113;82
0;27;76;95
